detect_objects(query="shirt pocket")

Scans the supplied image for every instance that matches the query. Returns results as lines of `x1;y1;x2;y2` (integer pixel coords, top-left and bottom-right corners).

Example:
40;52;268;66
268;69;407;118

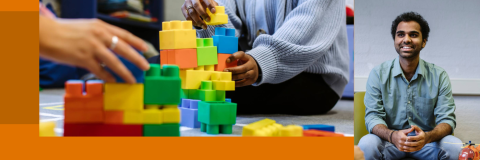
415;96;436;122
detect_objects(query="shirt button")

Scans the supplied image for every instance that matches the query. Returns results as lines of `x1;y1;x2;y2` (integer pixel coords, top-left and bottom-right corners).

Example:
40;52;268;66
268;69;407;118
408;101;411;104
408;85;410;88
409;117;412;119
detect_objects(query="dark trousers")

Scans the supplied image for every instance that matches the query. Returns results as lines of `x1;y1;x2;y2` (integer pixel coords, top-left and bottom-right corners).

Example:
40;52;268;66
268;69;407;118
227;72;339;115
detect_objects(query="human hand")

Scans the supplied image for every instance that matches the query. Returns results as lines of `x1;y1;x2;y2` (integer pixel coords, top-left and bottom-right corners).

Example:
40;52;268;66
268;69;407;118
39;16;149;83
391;127;415;152
354;146;365;160
224;51;259;87
402;125;428;152
181;0;218;29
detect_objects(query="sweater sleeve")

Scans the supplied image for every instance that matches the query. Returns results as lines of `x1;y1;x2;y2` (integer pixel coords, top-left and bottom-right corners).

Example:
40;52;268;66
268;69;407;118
248;0;345;85
196;0;243;38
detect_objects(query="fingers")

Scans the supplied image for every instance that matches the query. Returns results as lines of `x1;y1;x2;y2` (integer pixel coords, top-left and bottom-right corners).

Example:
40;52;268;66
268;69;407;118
400;127;414;134
203;0;218;13
103;22;148;52
232;70;255;81
185;0;207;29
227;51;249;63
110;38;150;71
192;0;210;22
94;43;136;84
82;59;116;83
226;61;254;75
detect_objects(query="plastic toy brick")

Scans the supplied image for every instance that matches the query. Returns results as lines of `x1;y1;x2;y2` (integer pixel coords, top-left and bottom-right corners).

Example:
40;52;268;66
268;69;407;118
143;108;163;124
104;83;144;111
195;65;204;71
213;28;238;54
123;111;144;124
197;38;218;66
198;101;237;134
215;53;237;71
205;65;215;71
199;81;216;101
144;64;181;105
180;99;200;128
242;118;282;136
64;80;104;110
303;129;344;137
211;71;231;81
216;90;225;101
64;108;104;123
159;21;196;50
279;125;303;137
39;121;56;137
205;6;228;25
64;124;143;136
302;124;335;132
212;80;235;91
160;49;198;69
144;123;180;137
190;99;200;109
180;69;216;89
163;107;180;123
104;111;124;124
105;51;144;83
225;98;231;103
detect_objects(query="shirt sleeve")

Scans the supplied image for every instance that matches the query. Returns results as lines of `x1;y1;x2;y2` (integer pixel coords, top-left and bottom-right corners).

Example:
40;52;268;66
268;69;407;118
434;71;456;133
364;68;388;133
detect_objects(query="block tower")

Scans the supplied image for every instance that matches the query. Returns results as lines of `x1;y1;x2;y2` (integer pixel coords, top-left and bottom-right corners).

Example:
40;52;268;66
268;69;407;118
159;6;238;134
63;50;182;136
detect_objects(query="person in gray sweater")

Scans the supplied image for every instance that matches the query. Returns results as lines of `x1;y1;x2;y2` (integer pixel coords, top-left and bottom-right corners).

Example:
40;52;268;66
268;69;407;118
179;0;349;115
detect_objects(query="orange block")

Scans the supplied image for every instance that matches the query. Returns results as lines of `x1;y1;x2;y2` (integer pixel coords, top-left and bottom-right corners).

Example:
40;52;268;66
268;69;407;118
64;110;104;123
64;81;103;110
161;49;197;69
215;53;237;71
303;129;344;137
104;111;124;124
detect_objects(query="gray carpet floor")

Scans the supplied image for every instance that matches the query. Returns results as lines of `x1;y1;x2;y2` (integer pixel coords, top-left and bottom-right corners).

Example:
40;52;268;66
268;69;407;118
40;89;354;137
450;96;480;143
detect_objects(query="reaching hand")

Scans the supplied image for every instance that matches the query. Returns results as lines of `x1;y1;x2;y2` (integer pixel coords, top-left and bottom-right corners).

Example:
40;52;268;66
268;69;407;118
181;0;218;29
224;51;259;87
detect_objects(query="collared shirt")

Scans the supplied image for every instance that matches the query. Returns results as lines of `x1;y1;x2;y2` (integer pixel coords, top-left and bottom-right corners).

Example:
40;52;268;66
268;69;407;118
364;57;456;133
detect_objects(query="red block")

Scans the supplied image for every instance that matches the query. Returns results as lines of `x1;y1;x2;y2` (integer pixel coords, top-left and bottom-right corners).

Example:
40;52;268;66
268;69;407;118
104;111;124;124
160;49;197;69
215;53;237;71
303;129;344;137
64;124;143;136
64;110;104;123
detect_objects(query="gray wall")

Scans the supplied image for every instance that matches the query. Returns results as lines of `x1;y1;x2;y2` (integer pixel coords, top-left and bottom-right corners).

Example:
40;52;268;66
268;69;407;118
163;0;187;21
355;0;480;79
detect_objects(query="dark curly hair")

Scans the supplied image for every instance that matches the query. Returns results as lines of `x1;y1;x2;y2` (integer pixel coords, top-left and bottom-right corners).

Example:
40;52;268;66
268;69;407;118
391;12;430;41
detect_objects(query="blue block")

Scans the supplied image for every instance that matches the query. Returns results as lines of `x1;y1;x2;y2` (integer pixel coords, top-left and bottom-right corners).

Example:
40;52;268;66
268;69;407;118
213;28;238;54
105;51;144;83
225;98;231;103
180;107;200;128
190;100;200;109
303;124;335;132
182;99;192;108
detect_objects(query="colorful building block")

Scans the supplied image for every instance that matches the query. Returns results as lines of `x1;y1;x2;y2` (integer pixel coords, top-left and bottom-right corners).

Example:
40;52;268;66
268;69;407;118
159;20;196;50
160;49;198;69
180;99;201;128
64;80;105;123
196;38;218;66
105;51;144;83
216;90;225;101
64;124;143;136
205;65;215;71
143;108;163;124
163;107;180;123
180;69;215;89
279;125;303;137
144;64;181;105
199;81;216;101
39;121;56;137
225;98;231;103
205;6;228;25
104;83;144;111
303;129;344;137
213;27;238;54
302;124;335;132
242;118;283;136
123;111;144;124
215;53;237;71
198;101;237;134
144;123;180;136
104;111;124;124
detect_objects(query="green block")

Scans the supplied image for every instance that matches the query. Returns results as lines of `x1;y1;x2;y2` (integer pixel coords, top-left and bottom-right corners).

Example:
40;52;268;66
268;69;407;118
144;123;180;137
196;38;218;66
216;90;225;101
198;101;237;125
180;88;187;99
144;64;181;105
199;90;216;101
185;89;200;100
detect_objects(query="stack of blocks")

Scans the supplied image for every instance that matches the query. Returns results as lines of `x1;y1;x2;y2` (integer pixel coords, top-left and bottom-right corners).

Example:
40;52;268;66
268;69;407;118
63;59;182;136
159;7;239;134
241;119;344;137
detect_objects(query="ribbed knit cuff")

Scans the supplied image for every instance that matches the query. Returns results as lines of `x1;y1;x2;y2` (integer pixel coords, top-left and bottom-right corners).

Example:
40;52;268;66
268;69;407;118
247;45;278;86
195;24;228;38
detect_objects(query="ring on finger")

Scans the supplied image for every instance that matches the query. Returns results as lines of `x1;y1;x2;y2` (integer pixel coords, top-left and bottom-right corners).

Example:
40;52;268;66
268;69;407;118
110;36;118;50
187;5;194;11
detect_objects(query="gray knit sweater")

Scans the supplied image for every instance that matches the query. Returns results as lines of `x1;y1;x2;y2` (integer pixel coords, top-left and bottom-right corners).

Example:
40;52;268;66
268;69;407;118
197;0;349;96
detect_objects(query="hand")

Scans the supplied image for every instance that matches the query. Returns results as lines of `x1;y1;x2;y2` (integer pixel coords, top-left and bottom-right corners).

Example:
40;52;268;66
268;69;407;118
181;0;218;29
39;16;149;83
402;125;428;152
391;127;415;152
354;146;365;160
224;51;259;87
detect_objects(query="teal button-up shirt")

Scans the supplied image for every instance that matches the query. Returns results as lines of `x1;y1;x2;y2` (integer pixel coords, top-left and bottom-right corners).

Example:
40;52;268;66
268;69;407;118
364;57;456;133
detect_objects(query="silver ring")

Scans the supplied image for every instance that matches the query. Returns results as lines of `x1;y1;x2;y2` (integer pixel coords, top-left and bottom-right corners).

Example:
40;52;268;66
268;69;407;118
187;5;194;11
110;36;118;50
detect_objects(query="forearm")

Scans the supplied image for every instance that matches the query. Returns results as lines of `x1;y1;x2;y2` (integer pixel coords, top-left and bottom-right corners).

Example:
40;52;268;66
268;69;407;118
372;124;394;142
425;123;452;143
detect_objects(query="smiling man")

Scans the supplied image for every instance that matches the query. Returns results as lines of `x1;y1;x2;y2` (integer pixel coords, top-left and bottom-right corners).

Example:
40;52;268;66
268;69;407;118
357;12;463;160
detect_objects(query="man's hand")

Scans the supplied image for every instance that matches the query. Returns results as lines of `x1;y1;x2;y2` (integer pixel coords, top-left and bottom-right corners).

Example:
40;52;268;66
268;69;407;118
181;0;218;29
224;51;259;87
391;127;415;152
402;125;428;152
354;146;365;160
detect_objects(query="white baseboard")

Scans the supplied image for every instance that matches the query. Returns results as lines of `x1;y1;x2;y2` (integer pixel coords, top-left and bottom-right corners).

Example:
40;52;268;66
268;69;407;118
354;77;480;95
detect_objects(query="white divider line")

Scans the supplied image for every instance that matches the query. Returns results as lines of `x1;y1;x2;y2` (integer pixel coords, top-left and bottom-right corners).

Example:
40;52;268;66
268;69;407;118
39;102;64;106
40;117;63;122
55;128;64;134
40;113;64;118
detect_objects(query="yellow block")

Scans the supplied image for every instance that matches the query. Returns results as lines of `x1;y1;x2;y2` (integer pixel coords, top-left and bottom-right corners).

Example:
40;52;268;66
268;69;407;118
279;125;303;137
212;80;235;91
163;105;178;109
211;72;231;81
104;83;144;111
180;70;216;89
205;6;228;25
143;108;163;124
242;118;283;136
145;105;160;109
195;65;205;70
224;81;235;91
39;121;56;137
159;21;196;50
163;107;180;123
205;65;215;71
124;111;144;124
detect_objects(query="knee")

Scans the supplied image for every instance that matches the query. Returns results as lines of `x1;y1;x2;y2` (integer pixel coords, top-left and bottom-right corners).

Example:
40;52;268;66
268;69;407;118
439;135;463;160
358;134;383;153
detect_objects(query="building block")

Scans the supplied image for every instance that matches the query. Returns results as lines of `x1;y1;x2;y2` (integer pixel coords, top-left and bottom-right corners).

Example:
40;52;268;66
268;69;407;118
199;81;216;101
104;111;124;124
143;108;163;124
216;90;225;101
180;99;200;128
212;80;235;91
144;64;181;105
213;28;238;54
190;100;200;109
144;123;180;137
160;49;198;69
64;80;104;110
225;98;231;103
196;38;218;66
302;124;335;132
205;6;228;25
123;111;144;124
279;125;303;137
180;69;216;89
104;83;144;111
242;118;283;136
105;51;144;83
163;107;180;123
215;53;237;71
303;129;344;137
64;124;143;136
159;21;196;50
205;65;215;71
39;121;56;137
198;101;237;134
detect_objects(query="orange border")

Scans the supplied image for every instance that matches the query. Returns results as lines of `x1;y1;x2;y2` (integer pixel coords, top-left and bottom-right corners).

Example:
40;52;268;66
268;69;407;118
0;0;39;11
